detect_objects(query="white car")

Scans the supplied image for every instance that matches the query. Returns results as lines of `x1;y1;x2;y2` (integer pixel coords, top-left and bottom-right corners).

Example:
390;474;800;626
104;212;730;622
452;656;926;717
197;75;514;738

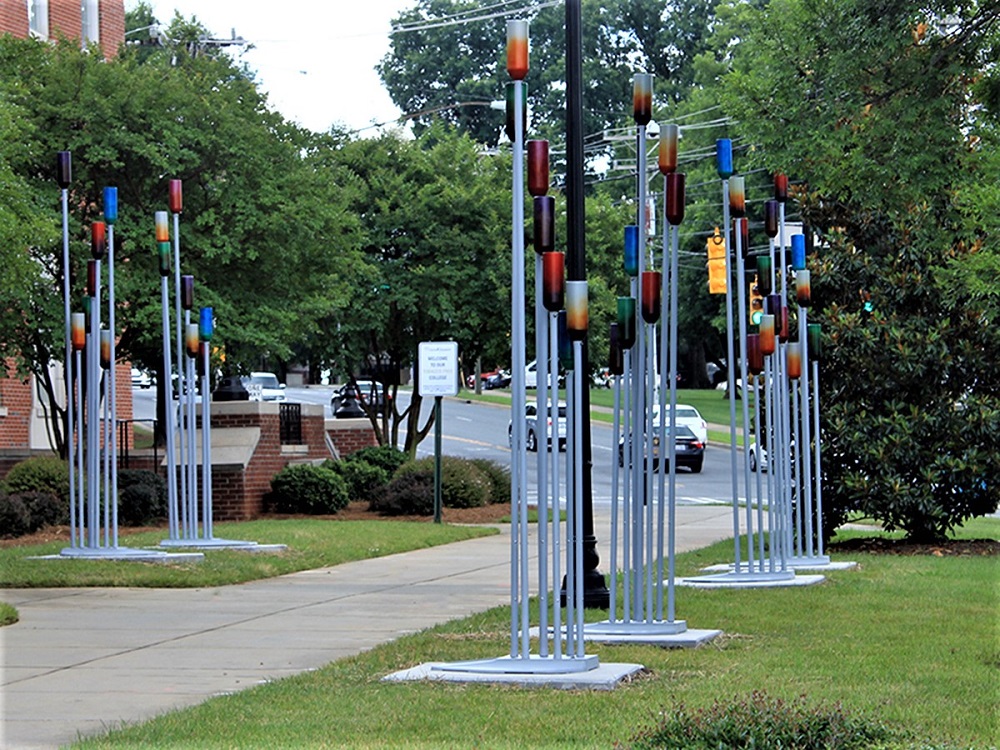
652;404;708;445
131;368;153;389
243;372;286;401
748;440;796;473
508;402;567;452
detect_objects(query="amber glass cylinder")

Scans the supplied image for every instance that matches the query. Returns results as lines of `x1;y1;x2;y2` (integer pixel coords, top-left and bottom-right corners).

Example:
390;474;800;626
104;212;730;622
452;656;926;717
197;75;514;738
566;281;588;340
658;123;678;174
787;341;802;379
759;314;775;355
542;251;564;312
169;179;183;214
506;20;529;80
71;312;86;351
91;222;106;260
632;73;653;126
729;175;746;218
641;271;661;324
731;217;749;258
774;173;788;203
527;140;549;196
796;269;811;307
100;330;111;369
155;211;169;243
186;323;199;358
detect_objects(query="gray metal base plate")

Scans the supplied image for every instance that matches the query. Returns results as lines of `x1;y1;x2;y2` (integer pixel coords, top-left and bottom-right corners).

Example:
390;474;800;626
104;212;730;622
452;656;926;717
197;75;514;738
384;658;644;690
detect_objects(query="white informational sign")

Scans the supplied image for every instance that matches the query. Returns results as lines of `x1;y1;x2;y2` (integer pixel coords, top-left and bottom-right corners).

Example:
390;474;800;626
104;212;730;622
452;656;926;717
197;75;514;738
418;341;459;397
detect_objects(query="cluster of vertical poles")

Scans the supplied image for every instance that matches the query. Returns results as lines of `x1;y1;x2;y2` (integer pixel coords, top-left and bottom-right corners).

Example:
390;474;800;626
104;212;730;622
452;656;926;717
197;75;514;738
59;152;124;552
603;75;688;632
716;144;828;575
156;185;217;545
506;18;590;666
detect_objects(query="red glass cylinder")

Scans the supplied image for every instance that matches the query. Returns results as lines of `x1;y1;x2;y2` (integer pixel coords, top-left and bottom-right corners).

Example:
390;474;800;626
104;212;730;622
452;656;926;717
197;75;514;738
87;259;98;297
787;342;802;379
731;217;749;258
91;221;106;260
764;199;779;238
747;333;763;375
506;20;529;80
641;270;661;324
778;307;790;342
759;314;776;355
633;74;653;126
658;123;678;174
542;251;564;312
774;173;788;203
665;172;685;226
533;195;554;254
527;140;549;196
169;179;183;214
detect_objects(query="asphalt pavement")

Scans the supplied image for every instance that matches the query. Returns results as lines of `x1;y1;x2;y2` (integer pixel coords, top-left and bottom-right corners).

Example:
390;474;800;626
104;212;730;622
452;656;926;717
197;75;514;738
0;503;742;749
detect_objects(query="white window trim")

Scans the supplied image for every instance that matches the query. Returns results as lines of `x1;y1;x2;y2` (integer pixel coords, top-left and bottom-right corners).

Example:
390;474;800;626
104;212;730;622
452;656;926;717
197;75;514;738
28;0;49;40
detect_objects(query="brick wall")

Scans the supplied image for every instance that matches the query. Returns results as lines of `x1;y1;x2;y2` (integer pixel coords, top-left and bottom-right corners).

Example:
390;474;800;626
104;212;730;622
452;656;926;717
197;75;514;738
0;1;29;35
0;359;32;449
326;418;379;457
0;1;125;58
98;0;124;56
48;1;83;44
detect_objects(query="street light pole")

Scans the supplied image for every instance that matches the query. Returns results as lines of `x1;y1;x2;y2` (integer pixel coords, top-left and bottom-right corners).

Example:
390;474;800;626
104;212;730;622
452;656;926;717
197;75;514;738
565;0;609;609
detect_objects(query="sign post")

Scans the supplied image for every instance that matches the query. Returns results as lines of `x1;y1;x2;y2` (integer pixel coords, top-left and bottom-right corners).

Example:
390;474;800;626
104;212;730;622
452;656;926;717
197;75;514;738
418;342;459;524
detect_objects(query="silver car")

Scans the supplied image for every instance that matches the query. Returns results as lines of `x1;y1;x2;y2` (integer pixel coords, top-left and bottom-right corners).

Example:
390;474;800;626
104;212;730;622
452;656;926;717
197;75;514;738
508;402;567;452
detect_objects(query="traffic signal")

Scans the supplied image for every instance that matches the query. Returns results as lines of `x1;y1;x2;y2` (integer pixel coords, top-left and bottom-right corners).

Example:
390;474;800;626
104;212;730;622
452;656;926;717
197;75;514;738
749;274;764;326
706;228;727;294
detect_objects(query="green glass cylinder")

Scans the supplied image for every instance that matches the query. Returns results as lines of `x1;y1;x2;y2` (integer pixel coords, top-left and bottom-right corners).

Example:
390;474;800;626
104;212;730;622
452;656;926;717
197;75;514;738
158;241;170;277
617;296;636;349
808;323;822;362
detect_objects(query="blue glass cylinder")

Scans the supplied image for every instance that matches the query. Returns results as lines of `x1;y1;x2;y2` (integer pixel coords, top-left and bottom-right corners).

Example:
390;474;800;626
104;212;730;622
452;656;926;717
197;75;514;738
624;224;639;277
199;307;214;342
791;234;806;270
716;139;733;179
103;187;118;224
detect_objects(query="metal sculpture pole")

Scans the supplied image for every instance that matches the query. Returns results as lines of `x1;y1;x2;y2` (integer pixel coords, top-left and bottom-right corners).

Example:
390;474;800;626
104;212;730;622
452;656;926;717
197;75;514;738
607;322;623;624
181;275;197;539
71;312;85;548
57;152;78;547
104;188;120;547
809;323;827;560
157;212;180;540
542;249;564;657
775;174;795;564
86;227;103;547
170;180;188;537
199;309;215;540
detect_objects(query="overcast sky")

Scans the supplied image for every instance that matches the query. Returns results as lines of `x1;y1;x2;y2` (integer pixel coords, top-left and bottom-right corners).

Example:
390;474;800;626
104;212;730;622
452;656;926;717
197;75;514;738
129;1;412;136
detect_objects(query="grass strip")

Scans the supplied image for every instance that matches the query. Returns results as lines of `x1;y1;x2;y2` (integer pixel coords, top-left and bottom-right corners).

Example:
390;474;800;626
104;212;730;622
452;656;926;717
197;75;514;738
0;601;18;626
0;519;496;589
70;521;998;749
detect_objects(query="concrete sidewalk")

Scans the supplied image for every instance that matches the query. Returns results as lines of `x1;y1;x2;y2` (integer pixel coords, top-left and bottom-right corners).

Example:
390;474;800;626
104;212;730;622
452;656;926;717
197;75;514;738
1;504;738;749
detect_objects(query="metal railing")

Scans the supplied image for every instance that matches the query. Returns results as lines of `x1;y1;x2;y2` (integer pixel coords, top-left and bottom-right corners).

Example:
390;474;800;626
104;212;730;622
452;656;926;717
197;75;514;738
279;402;302;445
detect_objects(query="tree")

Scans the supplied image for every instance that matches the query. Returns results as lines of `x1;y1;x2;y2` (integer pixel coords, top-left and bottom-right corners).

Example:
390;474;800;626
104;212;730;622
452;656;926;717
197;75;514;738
717;0;1000;540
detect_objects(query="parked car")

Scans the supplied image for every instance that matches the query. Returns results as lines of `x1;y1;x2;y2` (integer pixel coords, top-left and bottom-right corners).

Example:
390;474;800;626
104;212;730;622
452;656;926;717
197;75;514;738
131;368;153;389
525;360;565;389
748;440;796;473
484;369;511;390
653;404;709;445
242;372;286;402
618;423;705;473
331;380;387;413
508;402;567;452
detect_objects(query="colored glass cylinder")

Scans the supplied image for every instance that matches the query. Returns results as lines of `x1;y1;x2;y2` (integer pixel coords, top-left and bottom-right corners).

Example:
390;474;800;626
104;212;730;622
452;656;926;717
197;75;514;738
632;73;653;126
56;151;72;189
506;20;529;80
641;271;661;324
766;293;782;316
624;225;639;277
787;342;802;379
566;281;588;340
756;257;772;295
186;323;199;358
81;295;91;316
155;211;169;243
542;251;564;312
71;312;86;351
658;123;678;174
169;179;182;214
199;307;214;341
533;196;555;254
796;269;811;307
103;187;118;224
181;275;194;310
527;140;549;196
729;175;746;218
665;172;685;226
774;173;788;203
87;260;98;297
746;333;763;375
617;296;636;349
778;307;789;342
505;81;528;142
198;341;207;377
557;311;572;370
808;323;822;362
100;330;111;369
731;217;749;258
764;199;778;238
158;241;170;277
609;323;623;376
791;233;806;270
91;221;106;260
716;139;733;179
759;314;775;355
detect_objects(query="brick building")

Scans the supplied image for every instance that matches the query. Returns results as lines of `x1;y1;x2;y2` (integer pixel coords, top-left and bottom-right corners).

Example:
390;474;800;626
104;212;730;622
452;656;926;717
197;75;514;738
0;0;126;58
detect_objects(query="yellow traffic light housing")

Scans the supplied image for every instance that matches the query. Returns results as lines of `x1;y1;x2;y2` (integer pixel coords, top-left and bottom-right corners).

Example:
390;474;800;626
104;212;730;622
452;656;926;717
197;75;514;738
749;274;764;326
706;227;727;294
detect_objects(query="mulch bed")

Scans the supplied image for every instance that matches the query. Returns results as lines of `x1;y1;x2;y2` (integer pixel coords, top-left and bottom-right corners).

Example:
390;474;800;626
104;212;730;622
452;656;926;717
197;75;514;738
827;537;999;557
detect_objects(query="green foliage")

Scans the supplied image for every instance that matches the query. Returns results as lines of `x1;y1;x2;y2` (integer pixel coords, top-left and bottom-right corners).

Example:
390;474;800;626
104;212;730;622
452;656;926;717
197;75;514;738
3;457;69;505
0;491;32;538
325;459;389;502
624;691;897;750
370;470;435;516
344;445;408;476
0;601;17;627
268;464;349;515
467;458;510;505
116;470;167;527
16;491;65;529
371;456;496;515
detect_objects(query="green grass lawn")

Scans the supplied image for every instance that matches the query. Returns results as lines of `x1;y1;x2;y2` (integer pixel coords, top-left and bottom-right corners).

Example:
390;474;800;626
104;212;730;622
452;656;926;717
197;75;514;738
0;519;497;589
69;518;999;750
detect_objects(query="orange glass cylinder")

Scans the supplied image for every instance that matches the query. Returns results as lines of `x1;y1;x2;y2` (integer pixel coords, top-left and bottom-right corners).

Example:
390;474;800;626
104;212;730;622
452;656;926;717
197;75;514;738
633;73;653;126
186;323;199;358
787;342;802;379
778;307;790;342
658;123;678;174
759;314;776;355
71;312;86;351
527;140;549;196
542;251;564;312
169;179;182;214
91;221;106;260
506;20;528;80
155;211;169;243
774;173;788;203
100;330;111;369
641;270;661;324
796;269;811;307
729;175;746;218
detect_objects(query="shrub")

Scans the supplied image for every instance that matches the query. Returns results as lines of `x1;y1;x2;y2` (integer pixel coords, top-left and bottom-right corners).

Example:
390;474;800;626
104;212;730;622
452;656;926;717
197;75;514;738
344;445;408;475
0;490;31;538
468;459;510;505
3;456;69;505
269;464;349;514
117;470;168;527
325;459;389;502
371;471;434;516
393;457;491;509
624;692;897;750
15;490;65;530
